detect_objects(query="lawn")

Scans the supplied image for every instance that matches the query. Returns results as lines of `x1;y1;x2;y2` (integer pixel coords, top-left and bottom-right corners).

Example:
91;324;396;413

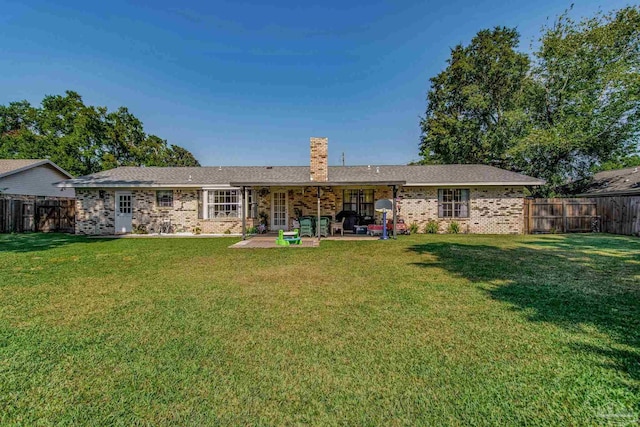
0;233;638;426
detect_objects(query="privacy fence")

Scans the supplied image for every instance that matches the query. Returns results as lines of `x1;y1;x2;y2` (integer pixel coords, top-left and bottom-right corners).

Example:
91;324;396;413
0;196;75;233
524;196;640;236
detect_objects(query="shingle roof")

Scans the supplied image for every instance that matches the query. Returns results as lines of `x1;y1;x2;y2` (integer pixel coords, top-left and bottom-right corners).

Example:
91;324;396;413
578;167;640;196
0;159;73;179
58;164;543;188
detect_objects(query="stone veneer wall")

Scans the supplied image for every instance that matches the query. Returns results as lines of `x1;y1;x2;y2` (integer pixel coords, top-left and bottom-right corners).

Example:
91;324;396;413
398;186;525;234
75;188;257;235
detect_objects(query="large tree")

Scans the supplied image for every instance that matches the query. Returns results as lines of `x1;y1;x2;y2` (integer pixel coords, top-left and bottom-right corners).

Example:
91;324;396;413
514;6;640;194
0;91;200;176
419;27;531;168
419;6;640;196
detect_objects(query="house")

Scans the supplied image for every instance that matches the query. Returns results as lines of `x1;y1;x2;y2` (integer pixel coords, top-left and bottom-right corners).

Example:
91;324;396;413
576;167;640;197
57;137;544;236
0;159;75;198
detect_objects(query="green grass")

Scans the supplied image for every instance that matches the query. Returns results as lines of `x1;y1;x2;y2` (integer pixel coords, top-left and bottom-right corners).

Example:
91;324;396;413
0;233;638;426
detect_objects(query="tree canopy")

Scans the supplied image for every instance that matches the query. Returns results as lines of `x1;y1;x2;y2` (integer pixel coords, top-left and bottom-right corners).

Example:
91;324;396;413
420;6;640;195
0;91;200;176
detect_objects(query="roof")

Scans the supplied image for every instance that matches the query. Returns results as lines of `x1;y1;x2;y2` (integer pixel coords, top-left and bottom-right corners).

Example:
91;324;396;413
0;159;73;180
577;167;640;196
57;164;544;188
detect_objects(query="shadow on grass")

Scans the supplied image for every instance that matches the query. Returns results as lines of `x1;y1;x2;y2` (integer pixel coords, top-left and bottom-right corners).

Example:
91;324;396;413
0;233;103;253
408;235;640;384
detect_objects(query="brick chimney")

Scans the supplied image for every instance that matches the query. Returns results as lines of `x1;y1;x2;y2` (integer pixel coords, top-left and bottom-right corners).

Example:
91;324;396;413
310;137;328;182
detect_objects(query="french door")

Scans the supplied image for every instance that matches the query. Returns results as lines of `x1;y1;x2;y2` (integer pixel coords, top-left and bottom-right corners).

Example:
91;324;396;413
271;191;288;230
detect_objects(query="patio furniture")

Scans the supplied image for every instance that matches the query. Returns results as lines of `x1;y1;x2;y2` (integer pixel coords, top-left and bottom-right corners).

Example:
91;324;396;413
318;217;330;237
276;229;290;246
283;229;302;245
354;225;368;235
299;217;314;237
331;217;344;236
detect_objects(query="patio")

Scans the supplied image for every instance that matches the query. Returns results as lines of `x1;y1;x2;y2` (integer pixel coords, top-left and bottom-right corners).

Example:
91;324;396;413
229;232;379;248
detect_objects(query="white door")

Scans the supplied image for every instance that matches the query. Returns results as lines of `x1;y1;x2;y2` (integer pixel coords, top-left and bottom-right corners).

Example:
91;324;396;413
115;192;133;234
271;191;288;231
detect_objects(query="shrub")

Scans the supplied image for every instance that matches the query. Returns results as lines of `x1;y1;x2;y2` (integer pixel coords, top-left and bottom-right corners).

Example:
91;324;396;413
132;224;148;234
408;222;419;234
192;226;202;235
447;221;460;234
424;220;439;234
224;229;231;235
247;226;258;234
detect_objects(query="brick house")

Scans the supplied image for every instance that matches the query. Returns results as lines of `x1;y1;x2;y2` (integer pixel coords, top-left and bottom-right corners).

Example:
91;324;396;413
57;137;543;236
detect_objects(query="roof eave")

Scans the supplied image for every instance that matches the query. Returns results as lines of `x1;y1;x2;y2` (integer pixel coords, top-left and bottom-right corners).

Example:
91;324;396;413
0;160;73;180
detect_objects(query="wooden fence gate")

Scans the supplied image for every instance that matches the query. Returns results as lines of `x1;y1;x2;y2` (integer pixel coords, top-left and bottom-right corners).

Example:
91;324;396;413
524;198;598;234
524;196;640;236
0;197;75;233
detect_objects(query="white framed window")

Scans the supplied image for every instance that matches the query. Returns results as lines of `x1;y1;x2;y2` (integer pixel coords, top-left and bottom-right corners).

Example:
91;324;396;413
438;189;469;218
156;190;173;208
206;189;240;219
245;189;257;218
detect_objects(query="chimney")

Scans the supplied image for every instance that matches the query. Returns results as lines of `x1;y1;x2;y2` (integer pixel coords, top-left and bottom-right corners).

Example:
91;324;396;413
310;137;328;182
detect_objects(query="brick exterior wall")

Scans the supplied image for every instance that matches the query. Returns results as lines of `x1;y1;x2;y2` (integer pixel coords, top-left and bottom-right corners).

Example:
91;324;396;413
398;186;525;234
75;188;257;235
309;137;328;182
75;185;524;235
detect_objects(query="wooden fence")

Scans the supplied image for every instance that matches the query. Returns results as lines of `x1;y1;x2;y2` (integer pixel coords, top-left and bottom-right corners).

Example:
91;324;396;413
0;196;75;233
524;196;640;236
524;198;598;234
595;196;640;236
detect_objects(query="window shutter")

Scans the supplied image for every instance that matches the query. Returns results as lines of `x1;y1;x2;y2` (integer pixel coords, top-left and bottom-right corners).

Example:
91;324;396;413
437;189;444;217
197;191;203;219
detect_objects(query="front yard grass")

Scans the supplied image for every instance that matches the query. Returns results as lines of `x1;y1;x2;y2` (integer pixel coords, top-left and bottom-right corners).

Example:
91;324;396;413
0;233;638;425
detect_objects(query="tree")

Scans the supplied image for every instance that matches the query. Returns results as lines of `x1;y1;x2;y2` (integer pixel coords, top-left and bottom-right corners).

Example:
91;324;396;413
513;6;640;195
419;27;531;168
0;91;200;176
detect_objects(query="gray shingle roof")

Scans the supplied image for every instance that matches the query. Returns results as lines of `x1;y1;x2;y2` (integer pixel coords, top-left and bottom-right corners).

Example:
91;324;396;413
578;167;640;196
0;159;72;179
58;164;543;188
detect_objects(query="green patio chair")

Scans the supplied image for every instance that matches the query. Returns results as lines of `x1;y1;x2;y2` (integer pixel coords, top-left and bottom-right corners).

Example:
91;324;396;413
299;217;314;237
318;217;330;237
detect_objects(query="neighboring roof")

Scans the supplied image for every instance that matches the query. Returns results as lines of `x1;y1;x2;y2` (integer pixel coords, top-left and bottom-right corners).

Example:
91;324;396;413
58;164;544;188
0;159;73;180
577;167;640;197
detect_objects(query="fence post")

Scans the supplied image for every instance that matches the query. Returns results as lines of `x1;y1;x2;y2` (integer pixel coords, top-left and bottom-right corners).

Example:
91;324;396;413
562;199;567;233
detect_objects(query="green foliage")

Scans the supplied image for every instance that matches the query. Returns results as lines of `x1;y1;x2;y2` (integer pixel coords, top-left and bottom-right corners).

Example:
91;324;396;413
0;91;200;176
424;220;439;234
247;226;258;234
595;155;640;172
513;6;640;195
420;27;531;168
131;224;148;235
408;222;419;234
447;221;461;234
420;6;640;196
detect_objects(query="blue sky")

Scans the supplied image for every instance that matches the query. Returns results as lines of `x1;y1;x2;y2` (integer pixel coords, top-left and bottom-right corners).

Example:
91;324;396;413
0;0;631;166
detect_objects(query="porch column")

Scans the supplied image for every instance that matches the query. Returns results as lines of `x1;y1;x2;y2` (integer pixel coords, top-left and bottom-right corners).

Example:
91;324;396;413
241;186;246;240
392;185;397;239
317;186;321;240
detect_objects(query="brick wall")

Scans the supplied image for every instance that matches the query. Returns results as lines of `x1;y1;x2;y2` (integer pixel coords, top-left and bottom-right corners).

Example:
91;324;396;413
75;185;524;235
75;188;256;235
398;186;525;234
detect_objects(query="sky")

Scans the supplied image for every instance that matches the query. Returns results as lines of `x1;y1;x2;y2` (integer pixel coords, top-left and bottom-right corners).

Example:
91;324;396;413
0;0;633;166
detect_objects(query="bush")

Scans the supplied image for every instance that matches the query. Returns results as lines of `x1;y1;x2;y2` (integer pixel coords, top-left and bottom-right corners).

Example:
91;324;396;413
247;226;258;234
132;224;148;234
192;226;202;235
447;221;460;234
408;222;419;234
424;220;439;234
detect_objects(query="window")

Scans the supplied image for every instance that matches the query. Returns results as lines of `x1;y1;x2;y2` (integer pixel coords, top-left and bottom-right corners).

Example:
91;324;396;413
438;189;469;218
207;189;240;218
343;189;374;217
156;190;173;208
